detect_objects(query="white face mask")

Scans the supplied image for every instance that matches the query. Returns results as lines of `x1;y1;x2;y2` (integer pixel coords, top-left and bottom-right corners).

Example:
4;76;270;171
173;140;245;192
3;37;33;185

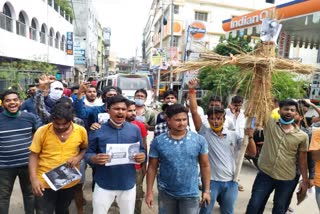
49;81;64;101
49;90;63;101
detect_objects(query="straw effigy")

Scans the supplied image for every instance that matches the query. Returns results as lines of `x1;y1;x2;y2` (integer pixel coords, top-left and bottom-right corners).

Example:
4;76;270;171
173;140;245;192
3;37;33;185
174;43;315;127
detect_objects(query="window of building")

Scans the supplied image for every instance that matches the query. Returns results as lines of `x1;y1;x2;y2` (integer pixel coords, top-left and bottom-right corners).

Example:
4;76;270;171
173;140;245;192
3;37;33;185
48;0;53;6
174;5;179;14
60;35;65;51
49;28;54;46
172;36;179;47
55;32;60;49
317;49;320;63
54;2;59;12
40;24;47;44
0;3;13;32
16;12;26;37
195;11;208;22
30;18;37;41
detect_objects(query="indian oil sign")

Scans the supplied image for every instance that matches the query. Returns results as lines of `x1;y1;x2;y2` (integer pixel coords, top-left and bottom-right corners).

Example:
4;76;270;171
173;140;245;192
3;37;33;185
230;9;271;29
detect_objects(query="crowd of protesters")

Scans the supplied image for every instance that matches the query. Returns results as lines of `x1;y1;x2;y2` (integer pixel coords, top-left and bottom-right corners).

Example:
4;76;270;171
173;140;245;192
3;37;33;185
0;75;319;214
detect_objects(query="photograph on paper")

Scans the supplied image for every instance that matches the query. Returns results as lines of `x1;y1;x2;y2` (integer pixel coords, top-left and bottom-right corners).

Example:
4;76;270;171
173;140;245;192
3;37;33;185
260;18;282;43
42;163;82;191
105;142;140;166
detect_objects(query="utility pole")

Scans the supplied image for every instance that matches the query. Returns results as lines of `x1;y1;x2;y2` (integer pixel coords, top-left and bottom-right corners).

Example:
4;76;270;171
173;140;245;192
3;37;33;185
169;0;174;89
156;1;164;100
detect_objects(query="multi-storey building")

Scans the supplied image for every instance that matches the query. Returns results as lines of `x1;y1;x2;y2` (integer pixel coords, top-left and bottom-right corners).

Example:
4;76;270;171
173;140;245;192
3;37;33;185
143;0;283;67
73;0;100;80
0;0;74;79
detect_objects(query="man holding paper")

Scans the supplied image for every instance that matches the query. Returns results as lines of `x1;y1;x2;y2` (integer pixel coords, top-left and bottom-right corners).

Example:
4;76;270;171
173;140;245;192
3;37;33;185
29;98;88;214
85;95;146;214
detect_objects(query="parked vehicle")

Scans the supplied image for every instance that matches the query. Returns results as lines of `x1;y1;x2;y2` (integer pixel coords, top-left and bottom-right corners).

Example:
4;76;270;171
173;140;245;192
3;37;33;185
97;74;154;106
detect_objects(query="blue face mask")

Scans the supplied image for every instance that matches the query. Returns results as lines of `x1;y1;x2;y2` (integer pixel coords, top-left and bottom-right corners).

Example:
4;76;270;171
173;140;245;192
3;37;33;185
279;117;294;125
134;99;145;106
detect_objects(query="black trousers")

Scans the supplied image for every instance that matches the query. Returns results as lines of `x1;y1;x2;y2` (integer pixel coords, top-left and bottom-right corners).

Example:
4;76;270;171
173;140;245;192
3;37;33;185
35;185;76;214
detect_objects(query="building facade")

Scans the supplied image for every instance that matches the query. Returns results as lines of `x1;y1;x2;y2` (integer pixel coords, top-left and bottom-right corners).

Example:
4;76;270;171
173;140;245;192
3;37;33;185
0;0;74;78
143;0;284;67
72;0;103;80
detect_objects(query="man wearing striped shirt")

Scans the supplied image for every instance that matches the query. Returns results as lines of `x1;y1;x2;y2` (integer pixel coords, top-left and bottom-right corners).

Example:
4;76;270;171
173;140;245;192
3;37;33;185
0;90;38;214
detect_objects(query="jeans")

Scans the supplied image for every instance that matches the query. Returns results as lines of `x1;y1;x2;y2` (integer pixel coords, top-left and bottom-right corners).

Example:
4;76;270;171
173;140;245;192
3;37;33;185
316;186;320;210
0;166;34;214
158;189;199;214
246;171;298;214
35;185;76;214
284;174;300;210
199;180;238;214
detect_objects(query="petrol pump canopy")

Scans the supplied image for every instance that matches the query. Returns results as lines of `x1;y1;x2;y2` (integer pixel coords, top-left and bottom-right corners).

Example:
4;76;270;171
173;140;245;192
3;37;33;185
222;0;320;49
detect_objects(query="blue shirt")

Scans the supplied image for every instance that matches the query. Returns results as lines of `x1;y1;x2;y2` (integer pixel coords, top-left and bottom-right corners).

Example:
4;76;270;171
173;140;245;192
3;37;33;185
150;131;208;198
0;112;37;168
85;121;145;190
21;97;36;115
73;97;106;128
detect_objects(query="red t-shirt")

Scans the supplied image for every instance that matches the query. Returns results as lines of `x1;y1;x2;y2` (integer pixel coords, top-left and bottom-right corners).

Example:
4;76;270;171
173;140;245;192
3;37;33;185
131;120;148;169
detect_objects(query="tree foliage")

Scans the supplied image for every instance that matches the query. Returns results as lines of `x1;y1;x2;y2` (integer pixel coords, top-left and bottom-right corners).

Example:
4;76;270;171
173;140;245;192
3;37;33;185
214;36;253;56
0;60;57;99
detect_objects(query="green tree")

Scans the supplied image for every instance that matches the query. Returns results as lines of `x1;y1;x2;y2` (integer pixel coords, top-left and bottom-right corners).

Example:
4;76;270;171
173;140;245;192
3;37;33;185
0;60;57;99
214;36;253;56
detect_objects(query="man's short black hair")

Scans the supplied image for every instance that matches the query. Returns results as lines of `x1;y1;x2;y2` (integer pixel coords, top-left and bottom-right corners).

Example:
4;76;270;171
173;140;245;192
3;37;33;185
161;103;170;112
163;90;177;99
71;85;79;92
87;85;97;90
279;99;298;110
107;95;128;109
28;84;36;88
125;99;136;107
135;88;147;97
207;106;226;118
209;95;222;103
102;86;122;96
231;95;243;104
165;104;188;118
50;98;74;122
1;90;20;100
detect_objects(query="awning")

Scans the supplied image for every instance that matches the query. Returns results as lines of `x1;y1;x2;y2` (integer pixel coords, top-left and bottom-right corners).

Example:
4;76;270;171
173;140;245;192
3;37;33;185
222;0;320;49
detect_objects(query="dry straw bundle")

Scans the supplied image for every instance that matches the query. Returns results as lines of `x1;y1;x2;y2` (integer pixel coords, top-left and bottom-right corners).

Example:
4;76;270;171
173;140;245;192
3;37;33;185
174;43;314;126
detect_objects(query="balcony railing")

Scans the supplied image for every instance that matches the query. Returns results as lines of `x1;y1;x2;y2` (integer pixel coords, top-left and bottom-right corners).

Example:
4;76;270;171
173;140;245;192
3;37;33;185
0;13;13;32
40;32;46;44
29;27;37;41
16;21;26;37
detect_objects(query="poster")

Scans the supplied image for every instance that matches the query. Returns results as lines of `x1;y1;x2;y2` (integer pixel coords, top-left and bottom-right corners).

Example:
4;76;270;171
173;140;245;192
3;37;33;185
42;163;81;191
105;142;140;166
260;18;282;43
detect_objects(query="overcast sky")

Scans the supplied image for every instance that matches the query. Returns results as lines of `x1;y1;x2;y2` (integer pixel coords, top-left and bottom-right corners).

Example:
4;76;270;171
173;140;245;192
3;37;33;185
94;0;153;58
